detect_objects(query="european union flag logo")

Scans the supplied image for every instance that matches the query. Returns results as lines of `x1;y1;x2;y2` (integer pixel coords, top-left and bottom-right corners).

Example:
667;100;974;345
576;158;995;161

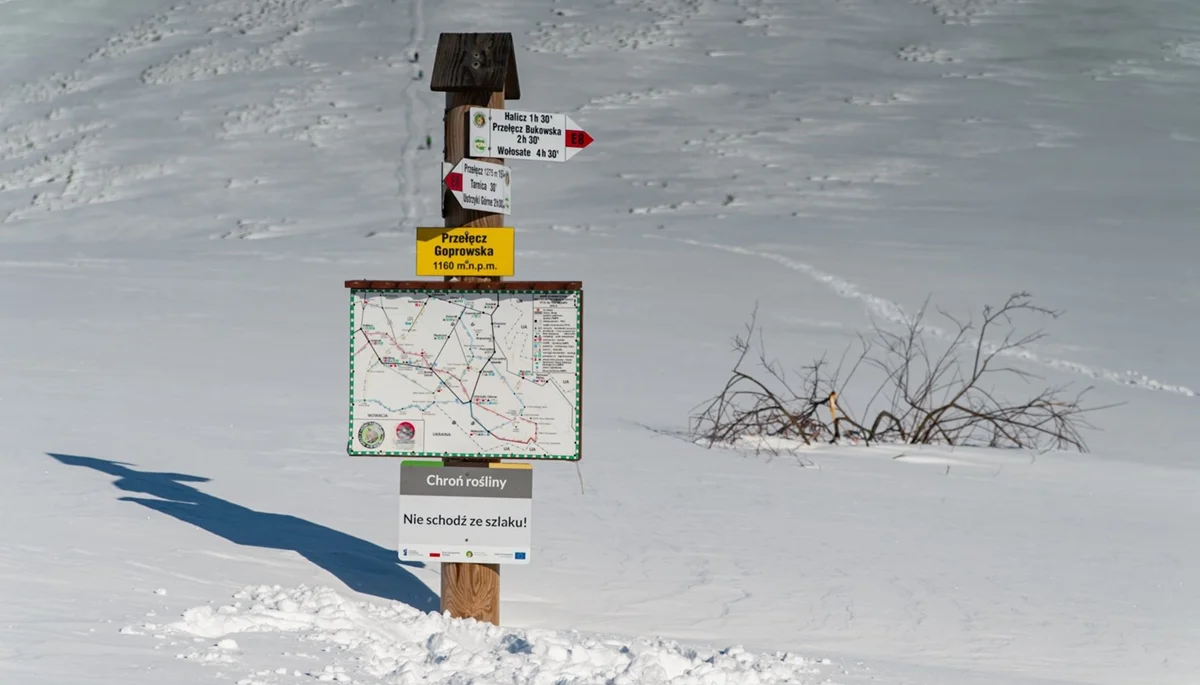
515;552;526;560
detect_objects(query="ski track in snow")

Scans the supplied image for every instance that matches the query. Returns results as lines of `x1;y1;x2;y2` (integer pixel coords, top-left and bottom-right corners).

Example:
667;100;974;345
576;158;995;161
663;236;1197;398
134;584;831;685
396;0;426;233
0;0;414;238
527;0;705;54
912;0;1018;26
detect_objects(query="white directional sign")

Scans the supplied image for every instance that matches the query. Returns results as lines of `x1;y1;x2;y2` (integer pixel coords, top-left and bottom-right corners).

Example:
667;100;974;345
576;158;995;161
468;107;593;163
442;158;511;214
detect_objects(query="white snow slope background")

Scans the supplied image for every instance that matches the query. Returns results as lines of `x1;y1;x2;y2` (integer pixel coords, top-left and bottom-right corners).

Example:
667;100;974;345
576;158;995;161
1;0;1199;684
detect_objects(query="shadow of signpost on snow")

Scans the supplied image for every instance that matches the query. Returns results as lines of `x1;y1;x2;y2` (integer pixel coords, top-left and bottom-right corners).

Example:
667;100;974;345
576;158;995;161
47;452;439;612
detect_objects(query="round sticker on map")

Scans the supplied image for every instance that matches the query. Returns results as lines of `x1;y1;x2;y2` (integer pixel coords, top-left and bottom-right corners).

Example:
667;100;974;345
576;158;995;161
395;421;416;444
357;421;385;449
473;112;486;128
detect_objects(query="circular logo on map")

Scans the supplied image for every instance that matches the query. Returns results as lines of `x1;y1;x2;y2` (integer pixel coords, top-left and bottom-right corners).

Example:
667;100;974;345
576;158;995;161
395;421;416;444
473;137;487;152
357;422;386;449
473;112;486;128
465;551;474;559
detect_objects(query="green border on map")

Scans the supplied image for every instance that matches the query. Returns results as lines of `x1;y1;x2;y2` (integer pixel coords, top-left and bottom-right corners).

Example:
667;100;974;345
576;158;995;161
348;288;583;461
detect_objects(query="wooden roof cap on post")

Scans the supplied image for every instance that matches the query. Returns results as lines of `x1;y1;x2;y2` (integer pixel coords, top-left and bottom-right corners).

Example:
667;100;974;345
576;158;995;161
430;32;520;100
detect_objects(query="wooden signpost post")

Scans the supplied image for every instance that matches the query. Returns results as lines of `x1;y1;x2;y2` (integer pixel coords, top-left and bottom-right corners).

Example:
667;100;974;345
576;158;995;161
432;32;515;626
434;32;518;261
345;32;591;627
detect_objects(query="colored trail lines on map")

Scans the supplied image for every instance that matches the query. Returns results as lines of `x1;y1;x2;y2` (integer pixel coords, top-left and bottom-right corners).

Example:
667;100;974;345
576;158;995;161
348;288;582;460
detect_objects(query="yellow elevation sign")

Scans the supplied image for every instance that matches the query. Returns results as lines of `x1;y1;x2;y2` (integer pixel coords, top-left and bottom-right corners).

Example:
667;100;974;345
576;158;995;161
415;227;515;277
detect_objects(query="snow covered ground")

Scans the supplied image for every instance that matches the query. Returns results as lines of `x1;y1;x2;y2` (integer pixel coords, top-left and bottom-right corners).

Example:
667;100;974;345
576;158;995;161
2;0;1199;683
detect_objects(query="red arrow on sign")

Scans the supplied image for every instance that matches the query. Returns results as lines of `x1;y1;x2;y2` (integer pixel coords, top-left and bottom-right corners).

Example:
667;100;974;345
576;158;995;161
565;129;593;149
445;171;463;192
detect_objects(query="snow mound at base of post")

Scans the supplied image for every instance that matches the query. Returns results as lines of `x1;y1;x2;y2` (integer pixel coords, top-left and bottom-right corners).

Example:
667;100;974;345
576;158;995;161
163;584;834;684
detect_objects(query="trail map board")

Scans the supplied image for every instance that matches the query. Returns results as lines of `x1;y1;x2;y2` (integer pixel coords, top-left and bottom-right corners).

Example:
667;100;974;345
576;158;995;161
347;282;583;461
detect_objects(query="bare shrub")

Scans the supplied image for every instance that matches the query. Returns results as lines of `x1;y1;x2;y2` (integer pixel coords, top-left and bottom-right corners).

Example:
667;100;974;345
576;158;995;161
690;293;1112;454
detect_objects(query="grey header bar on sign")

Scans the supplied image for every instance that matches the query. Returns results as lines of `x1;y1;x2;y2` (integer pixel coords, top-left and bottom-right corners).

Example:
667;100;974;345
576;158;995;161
400;465;533;499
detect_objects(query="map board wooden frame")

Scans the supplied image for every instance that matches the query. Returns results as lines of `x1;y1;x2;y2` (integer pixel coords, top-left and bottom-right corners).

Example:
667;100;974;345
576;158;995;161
345;281;583;461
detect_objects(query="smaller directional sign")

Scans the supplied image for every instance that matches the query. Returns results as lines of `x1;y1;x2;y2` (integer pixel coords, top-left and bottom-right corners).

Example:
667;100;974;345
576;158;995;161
468;107;593;163
443;158;512;214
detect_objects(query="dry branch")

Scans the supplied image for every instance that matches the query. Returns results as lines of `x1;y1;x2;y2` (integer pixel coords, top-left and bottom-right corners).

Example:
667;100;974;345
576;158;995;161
690;293;1112;454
